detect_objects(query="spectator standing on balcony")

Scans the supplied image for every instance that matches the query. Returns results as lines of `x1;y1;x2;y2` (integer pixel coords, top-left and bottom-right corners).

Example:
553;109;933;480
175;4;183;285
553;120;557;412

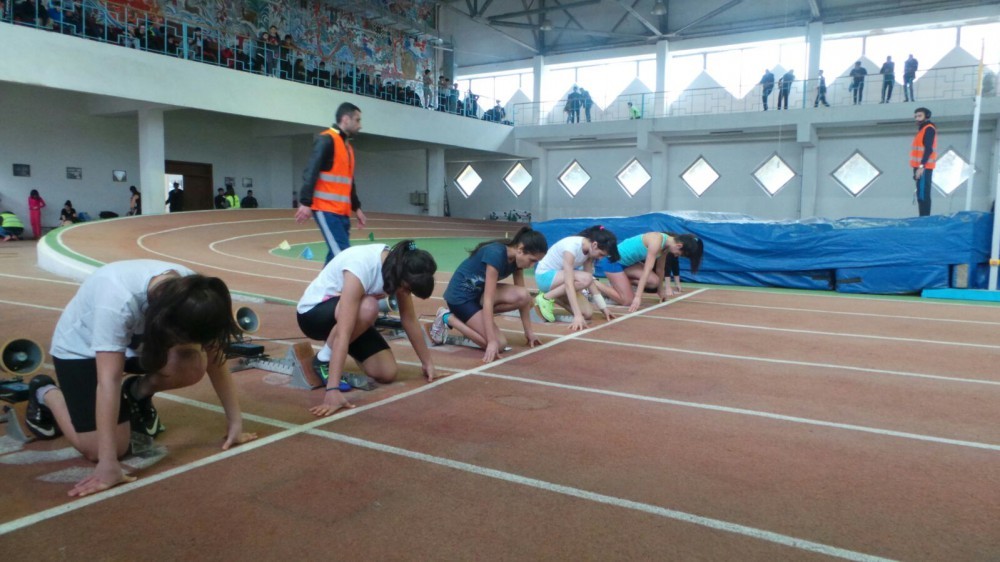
296;102;368;264
759;69;775;110
849;61;867;104
293;58;306;82
814;70;830;107
880;56;895;103
777;69;794;110
448;83;460;114
580;87;594;122
567;86;582;123
280;34;295;78
903;54;918;102
628;101;641;119
911;107;937;217
422;69;434;109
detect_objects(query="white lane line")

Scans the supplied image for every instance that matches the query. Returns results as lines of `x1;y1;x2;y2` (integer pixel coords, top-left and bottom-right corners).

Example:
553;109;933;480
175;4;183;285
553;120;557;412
0;289;701;537
635;315;1000;350
572;337;1000;387
311;430;894;562
685;299;1000;326
119;380;896;561
710;286;1000;308
0;299;64;312
473;372;1000;452
0;273;80;286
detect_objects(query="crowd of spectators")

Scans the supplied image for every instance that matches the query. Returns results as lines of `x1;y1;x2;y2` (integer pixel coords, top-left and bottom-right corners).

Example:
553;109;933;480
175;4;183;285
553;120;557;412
3;0;509;122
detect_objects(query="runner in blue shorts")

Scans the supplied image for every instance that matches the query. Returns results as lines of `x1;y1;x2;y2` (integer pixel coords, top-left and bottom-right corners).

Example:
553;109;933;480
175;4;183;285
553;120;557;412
598;232;703;312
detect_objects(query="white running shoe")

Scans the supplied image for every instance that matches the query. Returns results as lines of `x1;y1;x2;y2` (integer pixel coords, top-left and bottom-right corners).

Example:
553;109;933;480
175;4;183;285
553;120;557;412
429;307;449;345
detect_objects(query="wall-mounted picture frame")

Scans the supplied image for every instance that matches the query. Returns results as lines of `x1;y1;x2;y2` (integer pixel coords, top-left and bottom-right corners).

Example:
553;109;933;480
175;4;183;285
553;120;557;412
112;170;127;182
242;177;253;188
66;167;83;180
225;177;235;189
13;164;30;177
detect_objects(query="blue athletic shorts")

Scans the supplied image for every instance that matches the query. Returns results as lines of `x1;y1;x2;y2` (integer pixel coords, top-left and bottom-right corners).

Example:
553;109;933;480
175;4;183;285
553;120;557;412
535;269;557;293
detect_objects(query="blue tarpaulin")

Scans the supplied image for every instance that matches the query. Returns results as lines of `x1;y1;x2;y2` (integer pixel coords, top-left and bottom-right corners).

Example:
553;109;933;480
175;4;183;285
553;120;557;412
532;211;994;295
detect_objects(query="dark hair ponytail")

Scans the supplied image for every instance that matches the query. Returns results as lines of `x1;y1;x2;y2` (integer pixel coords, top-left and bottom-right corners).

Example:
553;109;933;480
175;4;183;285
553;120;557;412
665;232;704;274
142;275;241;373
469;226;548;261
383;240;437;299
578;225;620;262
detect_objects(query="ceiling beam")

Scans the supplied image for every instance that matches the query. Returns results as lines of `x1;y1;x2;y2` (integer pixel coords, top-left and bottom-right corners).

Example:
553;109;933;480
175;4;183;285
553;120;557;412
808;0;821;18
487;0;601;21
490;20;648;40
614;0;663;36
670;0;743;36
440;2;539;53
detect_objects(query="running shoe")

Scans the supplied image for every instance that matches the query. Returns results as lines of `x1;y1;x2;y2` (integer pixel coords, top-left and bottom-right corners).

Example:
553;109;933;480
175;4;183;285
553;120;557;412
312;356;330;384
25;375;61;440
122;376;164;437
535;293;556;322
429;307;449;345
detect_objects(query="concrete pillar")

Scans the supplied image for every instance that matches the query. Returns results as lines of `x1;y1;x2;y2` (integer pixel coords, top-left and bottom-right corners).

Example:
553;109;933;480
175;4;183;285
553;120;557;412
807;21;823;79
798;122;819;219
655;39;670;116
263;137;292;209
426;147;446;216
533;55;545;125
138;108;165;215
531;151;548;221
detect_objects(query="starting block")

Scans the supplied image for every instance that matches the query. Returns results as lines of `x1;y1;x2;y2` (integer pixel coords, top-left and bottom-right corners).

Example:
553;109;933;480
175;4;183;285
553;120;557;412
231;342;323;390
1;405;32;443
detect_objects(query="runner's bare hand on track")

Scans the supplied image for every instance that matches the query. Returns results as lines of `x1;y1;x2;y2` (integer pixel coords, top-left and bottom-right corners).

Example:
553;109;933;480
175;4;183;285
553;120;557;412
310;391;354;417
69;460;135;497
222;431;258;450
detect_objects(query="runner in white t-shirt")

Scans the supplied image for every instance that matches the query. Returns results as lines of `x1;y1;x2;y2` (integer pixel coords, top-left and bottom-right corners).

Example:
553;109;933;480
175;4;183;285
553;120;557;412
25;260;258;497
533;226;620;330
297;241;438;417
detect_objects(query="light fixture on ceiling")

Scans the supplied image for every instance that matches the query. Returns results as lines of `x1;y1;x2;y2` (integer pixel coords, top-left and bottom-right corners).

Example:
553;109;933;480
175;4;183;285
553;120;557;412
539;18;553;31
651;1;667;16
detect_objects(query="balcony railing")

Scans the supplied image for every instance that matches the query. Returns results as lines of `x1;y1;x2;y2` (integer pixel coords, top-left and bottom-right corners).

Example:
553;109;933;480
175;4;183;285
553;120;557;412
513;63;999;125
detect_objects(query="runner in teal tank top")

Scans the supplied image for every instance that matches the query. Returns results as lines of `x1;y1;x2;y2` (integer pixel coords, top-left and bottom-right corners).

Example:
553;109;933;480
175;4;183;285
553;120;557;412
599;232;703;312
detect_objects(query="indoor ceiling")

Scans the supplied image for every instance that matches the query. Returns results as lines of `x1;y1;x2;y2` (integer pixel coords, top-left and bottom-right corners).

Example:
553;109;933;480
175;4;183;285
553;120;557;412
435;0;998;68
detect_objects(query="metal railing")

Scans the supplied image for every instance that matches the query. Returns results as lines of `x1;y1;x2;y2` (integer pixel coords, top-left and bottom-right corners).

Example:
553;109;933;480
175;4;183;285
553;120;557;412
2;0;509;123
514;63;999;125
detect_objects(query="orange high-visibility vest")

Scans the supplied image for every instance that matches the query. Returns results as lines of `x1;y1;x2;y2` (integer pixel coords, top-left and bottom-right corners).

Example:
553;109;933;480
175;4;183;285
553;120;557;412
311;128;355;216
910;123;937;169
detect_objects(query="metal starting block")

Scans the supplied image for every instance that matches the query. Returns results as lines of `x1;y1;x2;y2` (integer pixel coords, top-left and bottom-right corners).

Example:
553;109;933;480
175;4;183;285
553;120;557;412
375;316;406;340
231;342;323;390
2;405;32;443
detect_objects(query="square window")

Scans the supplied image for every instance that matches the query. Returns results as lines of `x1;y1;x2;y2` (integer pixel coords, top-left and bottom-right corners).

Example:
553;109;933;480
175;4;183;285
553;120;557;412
504;162;532;197
832;151;881;197
680;157;719;197
752;153;796;197
932;148;972;196
558;160;591;197
617;159;651;197
455;165;482;198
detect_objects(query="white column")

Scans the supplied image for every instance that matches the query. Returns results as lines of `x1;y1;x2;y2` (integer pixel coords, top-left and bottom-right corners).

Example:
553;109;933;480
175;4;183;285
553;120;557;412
807;21;823;79
531;151;548;221
138;108;165;215
426;147;446;216
798;122;819;219
533;55;545;125
655;39;670;116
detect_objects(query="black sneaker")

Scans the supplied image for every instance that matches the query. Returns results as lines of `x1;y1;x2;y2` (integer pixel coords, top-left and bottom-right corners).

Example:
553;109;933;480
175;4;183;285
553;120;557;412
25;375;62;440
122;376;164;437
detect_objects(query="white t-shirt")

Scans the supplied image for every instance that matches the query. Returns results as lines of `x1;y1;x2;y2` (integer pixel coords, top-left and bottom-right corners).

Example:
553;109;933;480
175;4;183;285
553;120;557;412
535;236;587;275
297;244;388;313
50;260;196;360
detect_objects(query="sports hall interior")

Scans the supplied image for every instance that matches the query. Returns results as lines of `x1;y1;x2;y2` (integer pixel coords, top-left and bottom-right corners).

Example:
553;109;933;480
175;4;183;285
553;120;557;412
1;0;1000;560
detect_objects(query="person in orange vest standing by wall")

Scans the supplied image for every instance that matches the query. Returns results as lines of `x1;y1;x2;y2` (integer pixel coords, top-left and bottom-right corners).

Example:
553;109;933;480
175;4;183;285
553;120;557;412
295;102;368;263
911;107;937;217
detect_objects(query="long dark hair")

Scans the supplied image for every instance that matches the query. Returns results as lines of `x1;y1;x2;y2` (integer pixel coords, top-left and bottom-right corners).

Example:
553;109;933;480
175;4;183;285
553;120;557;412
141;275;241;373
130;186;140;195
578;225;620;262
30;189;41;199
469;226;548;262
665;232;704;274
382;240;437;299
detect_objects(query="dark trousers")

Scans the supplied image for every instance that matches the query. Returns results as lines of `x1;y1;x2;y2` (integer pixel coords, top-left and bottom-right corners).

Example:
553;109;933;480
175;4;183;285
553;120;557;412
814;90;828;107
761;87;773;110
852;81;864;104
881;78;894;102
903;75;915;101
915;168;933;217
777;88;790;109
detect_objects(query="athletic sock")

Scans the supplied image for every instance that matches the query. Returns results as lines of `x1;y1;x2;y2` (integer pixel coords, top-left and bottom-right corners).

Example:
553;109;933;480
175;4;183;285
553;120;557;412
36;384;56;406
317;345;332;362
